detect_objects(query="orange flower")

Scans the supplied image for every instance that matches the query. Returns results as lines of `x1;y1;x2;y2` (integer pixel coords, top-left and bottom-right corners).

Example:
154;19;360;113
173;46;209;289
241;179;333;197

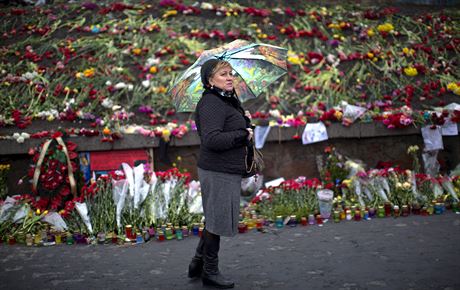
149;66;158;74
83;68;95;78
132;48;142;55
102;127;111;135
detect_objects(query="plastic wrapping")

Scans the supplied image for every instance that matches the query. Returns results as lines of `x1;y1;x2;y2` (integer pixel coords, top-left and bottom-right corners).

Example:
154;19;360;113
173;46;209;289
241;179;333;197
75;202;93;234
442;179;459;202
316;189;334;219
42;212;68;231
422;150;440;177
241;174;264;197
0;196;19;222
353;179;365;206
112;179;128;229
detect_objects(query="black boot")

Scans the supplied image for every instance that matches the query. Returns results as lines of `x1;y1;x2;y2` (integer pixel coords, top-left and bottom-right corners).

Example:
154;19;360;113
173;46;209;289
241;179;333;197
202;231;234;289
188;229;205;278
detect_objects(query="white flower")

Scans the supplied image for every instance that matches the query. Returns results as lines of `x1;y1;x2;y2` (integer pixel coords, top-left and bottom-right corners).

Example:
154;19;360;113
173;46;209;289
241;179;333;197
142;80;150;88
200;2;213;9
146;57;160;66
114;82;127;89
269;109;281;118
12;133;20;139
22;71;38;80
102;98;114;108
105;80;112;86
127;84;134;91
112;105;122;111
20;132;30;139
16;136;25;143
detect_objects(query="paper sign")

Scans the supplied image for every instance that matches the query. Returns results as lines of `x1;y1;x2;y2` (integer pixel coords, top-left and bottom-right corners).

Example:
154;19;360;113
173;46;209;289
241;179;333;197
254;126;271;149
302;122;328;145
421;125;443;151
441;120;458;136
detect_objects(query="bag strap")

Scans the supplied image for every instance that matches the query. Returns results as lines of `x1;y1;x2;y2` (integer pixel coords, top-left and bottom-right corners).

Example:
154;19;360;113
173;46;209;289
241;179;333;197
244;146;255;173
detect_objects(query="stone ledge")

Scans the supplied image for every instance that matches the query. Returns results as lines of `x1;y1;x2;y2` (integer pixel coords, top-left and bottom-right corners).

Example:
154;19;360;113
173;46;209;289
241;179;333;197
0;122;457;155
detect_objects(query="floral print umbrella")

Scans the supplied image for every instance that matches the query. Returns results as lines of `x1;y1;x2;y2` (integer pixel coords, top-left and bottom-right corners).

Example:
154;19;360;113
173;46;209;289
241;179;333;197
170;39;287;112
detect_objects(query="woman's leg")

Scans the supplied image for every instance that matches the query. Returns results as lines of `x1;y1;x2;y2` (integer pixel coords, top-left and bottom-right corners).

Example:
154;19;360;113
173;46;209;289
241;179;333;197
188;229;206;278
202;230;234;288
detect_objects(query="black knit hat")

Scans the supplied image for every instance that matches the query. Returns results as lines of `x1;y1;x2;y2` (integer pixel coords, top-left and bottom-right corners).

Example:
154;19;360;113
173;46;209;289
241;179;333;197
200;58;220;87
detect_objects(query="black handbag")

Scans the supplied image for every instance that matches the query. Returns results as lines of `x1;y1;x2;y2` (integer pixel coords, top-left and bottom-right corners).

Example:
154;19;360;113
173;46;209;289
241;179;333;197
245;144;264;174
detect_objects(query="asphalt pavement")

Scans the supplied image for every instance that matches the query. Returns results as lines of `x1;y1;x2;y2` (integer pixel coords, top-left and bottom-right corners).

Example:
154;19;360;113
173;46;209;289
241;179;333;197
1;213;460;290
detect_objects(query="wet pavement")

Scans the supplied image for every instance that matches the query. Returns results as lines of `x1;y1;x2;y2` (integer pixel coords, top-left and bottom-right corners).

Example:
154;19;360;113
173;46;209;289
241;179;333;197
1;213;460;290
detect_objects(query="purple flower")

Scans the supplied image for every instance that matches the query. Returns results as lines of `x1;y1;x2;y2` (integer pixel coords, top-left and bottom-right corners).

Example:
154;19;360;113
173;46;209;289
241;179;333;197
328;39;340;47
82;2;99;10
138;105;153;114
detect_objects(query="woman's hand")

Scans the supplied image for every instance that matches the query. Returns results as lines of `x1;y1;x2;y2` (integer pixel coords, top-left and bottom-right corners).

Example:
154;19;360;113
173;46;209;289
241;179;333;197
245;110;252;120
246;128;253;141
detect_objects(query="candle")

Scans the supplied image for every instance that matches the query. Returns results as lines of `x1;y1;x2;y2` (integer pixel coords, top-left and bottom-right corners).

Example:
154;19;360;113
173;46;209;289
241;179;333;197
198;227;204;237
66;233;74;245
384;202;392;217
368;207;376;217
238;222;247;233
300;216;308;226
354;210;361;221
393;205;400;217
377;206;385;218
346;210;352;221
136;232;144;244
402;205;410;217
256;219;264;229
112;232;118;244
157;230;165;242
434;203;442;215
289;215;297;227
308;214;315;225
55;233;62;245
364;210;369;220
26;234;33;246
125;225;133;240
315;215;323;225
275;216;284;228
339;210;346;220
182;226;189;238
165;227;174;240
175;226;183;240
333;211;340;223
192;224;199;236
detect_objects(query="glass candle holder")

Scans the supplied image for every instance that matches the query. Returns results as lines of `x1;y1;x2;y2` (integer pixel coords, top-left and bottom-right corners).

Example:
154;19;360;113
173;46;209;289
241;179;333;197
26;234;33;246
308;214;315;225
157;230;165;241
393;205;400;217
289;215;297;227
256;219;264;229
125;225;133;240
315;215;323;225
333;211;340;223
339;210;346;220
175;227;183;240
275;216;284;228
368;207;376;218
434;203;443;215
182;226;189;238
165;227;174;240
402;205;410;217
238;222;247;233
384;202;392;217
377;206;385;218
192;224;199;236
364;210;369;220
300;217;308;226
346;210;352;221
354;210;361;221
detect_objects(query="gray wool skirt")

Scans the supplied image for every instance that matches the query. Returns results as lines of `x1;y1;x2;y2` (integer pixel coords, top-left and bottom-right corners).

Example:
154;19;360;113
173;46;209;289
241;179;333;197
198;167;241;237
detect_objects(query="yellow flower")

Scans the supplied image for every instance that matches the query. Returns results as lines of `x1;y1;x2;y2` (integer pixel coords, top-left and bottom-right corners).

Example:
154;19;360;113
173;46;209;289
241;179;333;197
162;128;171;141
162;10;177;18
447;82;460;95
342;179;352;187
334;110;343;120
404;67;418;77
288;56;301;65
176;156;182;161
47;115;55;122
75;72;83;78
367;52;374;59
149;66;158;74
43;210;48;216
103;127;111;135
377;23;394;33
36;209;41;215
403;182;411;190
83;68;95;78
402;47;415;56
132;48;142;55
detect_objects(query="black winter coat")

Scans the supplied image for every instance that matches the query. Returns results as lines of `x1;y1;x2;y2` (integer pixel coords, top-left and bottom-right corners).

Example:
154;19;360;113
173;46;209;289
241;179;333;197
195;88;251;176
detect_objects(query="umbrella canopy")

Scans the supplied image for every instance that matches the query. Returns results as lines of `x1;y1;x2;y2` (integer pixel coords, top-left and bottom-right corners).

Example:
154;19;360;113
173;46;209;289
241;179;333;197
170;39;287;112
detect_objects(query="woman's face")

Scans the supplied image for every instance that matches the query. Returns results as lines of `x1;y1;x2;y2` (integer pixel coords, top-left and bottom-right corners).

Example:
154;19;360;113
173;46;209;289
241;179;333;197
209;66;234;92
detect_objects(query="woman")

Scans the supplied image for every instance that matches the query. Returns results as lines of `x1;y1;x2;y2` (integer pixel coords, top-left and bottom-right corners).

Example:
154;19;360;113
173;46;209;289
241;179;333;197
188;59;253;289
